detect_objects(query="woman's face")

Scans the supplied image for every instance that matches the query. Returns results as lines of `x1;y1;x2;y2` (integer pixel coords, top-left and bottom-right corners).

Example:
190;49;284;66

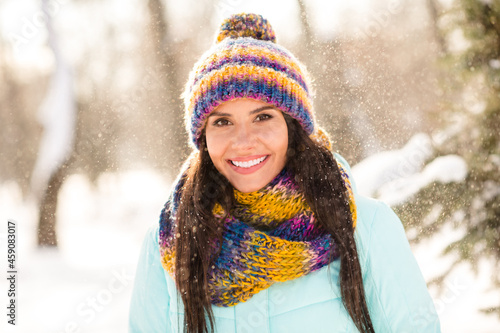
205;98;288;193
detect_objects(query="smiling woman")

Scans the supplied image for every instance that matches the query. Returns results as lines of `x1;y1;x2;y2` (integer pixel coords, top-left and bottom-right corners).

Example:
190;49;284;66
205;99;288;193
129;13;441;333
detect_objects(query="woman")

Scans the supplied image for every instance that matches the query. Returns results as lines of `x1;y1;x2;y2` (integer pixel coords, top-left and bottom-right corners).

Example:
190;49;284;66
129;13;440;333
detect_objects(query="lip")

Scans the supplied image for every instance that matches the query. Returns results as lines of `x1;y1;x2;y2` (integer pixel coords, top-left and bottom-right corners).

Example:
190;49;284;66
226;155;270;175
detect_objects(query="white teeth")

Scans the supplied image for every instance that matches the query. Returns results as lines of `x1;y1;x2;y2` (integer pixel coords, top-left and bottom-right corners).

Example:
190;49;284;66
231;156;266;168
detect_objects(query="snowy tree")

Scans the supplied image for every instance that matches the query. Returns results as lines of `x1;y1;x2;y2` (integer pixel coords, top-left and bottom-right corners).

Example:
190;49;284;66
31;0;77;247
394;0;500;317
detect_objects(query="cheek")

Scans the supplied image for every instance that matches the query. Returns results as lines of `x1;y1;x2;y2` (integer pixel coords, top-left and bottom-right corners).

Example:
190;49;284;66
266;124;288;159
277;135;288;166
205;133;225;168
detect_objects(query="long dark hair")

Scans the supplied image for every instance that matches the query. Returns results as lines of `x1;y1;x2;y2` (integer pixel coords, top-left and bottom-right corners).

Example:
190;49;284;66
174;114;375;333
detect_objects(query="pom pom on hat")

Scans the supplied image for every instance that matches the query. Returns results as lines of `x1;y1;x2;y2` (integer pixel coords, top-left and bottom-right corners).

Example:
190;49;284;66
184;13;316;149
216;13;276;43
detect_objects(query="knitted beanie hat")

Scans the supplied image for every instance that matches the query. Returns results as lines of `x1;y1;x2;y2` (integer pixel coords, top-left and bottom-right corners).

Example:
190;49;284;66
183;13;317;149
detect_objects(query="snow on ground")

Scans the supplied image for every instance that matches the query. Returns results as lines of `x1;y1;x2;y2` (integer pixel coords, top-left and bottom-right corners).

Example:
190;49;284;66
0;170;171;333
0;163;499;332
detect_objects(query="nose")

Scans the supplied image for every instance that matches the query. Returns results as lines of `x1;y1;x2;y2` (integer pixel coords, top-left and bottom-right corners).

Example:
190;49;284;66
231;123;256;150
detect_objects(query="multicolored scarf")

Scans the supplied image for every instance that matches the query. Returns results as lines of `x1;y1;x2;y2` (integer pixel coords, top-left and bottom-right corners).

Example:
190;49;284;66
159;161;357;307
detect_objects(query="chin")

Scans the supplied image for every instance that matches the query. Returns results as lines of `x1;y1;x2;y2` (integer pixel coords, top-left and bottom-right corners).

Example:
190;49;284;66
233;183;262;193
228;173;275;193
230;180;260;193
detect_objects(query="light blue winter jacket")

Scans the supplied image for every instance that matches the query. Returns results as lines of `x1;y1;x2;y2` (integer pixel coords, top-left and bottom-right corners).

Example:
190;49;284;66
129;156;441;332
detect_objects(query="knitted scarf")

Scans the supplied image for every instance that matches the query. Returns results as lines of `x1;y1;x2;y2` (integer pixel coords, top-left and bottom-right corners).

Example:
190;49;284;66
159;161;357;307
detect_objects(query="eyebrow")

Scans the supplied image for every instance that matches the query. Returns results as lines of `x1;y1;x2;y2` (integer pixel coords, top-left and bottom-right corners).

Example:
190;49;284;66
209;106;276;118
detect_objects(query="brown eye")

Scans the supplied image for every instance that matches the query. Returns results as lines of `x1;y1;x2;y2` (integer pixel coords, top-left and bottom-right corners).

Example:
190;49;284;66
255;113;272;122
213;118;231;126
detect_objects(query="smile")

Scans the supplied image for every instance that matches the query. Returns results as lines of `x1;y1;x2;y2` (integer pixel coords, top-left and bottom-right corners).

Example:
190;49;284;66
230;156;267;168
227;155;270;175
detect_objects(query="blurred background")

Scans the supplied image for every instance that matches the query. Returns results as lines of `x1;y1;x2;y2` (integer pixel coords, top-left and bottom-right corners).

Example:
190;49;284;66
0;0;499;332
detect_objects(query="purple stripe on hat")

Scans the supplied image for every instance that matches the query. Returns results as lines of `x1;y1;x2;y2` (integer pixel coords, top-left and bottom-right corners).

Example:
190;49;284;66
192;40;309;92
194;55;309;93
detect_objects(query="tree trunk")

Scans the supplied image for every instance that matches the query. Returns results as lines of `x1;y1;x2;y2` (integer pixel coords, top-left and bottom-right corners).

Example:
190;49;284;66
297;0;316;54
147;0;188;172
33;0;77;247
37;158;70;246
426;0;446;54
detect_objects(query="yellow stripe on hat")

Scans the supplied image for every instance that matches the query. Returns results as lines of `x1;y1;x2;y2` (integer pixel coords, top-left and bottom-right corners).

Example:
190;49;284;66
187;64;313;121
195;43;309;88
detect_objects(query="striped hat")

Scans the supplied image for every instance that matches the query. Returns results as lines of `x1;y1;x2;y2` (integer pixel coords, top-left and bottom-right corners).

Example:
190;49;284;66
184;13;316;149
